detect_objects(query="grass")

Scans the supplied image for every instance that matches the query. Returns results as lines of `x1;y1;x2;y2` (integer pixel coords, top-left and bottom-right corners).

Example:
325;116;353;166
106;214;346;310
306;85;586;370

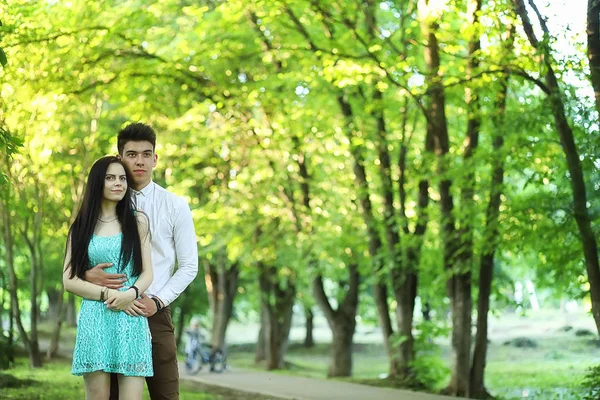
484;335;596;399
6;310;599;399
227;342;390;380
0;357;85;400
0;356;271;400
225;333;599;399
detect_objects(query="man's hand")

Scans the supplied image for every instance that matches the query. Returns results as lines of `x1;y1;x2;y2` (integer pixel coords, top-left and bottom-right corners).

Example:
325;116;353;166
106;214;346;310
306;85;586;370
85;263;126;289
138;293;159;317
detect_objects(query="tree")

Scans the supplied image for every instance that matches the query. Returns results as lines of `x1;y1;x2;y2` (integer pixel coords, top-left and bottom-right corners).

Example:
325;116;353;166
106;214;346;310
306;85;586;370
513;0;600;336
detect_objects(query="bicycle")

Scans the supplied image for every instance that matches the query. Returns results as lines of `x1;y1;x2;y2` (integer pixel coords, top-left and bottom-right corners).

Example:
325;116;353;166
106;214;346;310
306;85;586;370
184;332;227;374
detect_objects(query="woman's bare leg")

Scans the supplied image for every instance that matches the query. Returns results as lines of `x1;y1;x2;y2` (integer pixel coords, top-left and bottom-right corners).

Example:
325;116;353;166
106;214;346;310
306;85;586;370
117;375;145;400
83;371;110;400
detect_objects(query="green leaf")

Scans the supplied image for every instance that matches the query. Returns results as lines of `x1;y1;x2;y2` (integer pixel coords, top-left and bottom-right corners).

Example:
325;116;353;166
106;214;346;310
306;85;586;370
0;47;7;67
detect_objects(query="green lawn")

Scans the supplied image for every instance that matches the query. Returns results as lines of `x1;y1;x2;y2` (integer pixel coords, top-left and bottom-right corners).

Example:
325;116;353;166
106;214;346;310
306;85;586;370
484;336;596;399
0;357;217;400
6;312;599;400
226;334;598;400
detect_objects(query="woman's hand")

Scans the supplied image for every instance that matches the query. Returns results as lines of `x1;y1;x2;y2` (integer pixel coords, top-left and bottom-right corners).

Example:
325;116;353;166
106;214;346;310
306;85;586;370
105;288;137;310
122;300;148;317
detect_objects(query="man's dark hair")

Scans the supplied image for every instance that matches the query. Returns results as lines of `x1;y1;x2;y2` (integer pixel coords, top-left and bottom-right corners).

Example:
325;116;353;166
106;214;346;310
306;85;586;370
117;122;157;155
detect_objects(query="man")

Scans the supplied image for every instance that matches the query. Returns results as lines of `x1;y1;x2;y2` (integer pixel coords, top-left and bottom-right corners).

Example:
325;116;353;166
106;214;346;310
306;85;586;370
85;122;198;399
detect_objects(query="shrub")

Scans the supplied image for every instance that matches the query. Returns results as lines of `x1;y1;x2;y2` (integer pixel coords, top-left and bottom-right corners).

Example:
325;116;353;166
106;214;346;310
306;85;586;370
582;364;600;400
0;334;12;370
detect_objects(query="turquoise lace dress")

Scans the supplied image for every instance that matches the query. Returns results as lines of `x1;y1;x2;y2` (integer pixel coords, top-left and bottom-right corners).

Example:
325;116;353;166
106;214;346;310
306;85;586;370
71;233;153;377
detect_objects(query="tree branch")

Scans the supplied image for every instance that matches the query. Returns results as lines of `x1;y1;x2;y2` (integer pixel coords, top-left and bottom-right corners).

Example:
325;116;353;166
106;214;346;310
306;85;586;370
312;275;336;322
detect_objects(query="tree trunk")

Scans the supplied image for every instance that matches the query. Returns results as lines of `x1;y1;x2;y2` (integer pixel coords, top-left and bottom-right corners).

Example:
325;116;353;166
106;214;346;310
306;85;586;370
446;0;483;394
0;267;14;367
265;296;294;370
395;119;434;380
587;0;600;115
175;307;187;349
420;1;469;394
371;88;422;377
23;219;43;368
313;263;359;377
448;278;472;396
265;287;295;370
363;3;420;376
255;302;269;363
303;306;315;348
8;294;14;365
337;94;397;374
514;0;600;336
47;290;66;360
393;268;418;376
258;263;295;370
1;178;33;366
6;245;39;369
45;288;62;322
422;302;431;321
397;101;435;378
470;24;513;399
66;294;77;327
329;321;355;377
209;255;238;351
0;269;4;328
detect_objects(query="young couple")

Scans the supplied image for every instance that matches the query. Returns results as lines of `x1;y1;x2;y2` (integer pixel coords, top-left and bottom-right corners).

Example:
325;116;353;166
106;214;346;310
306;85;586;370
63;123;198;400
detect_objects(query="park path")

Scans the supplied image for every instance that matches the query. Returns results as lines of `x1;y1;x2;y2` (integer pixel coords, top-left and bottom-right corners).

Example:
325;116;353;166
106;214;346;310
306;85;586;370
40;338;463;399
180;365;464;400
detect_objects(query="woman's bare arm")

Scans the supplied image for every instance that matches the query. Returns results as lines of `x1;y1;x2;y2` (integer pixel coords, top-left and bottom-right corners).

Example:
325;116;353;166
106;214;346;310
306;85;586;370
63;237;113;300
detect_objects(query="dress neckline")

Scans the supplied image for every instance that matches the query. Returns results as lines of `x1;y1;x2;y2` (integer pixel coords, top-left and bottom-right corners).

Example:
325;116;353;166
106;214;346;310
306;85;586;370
92;232;122;238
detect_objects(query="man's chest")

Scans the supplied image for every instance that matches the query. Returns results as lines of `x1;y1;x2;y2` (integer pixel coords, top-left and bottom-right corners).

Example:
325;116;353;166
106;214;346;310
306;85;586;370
139;200;174;242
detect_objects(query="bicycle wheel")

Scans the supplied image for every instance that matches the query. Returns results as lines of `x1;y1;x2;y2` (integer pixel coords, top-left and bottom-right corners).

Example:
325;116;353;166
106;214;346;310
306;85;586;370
209;349;227;373
185;349;204;375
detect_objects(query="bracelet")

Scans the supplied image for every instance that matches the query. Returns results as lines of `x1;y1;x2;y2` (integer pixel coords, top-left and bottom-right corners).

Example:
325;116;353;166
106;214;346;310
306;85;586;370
129;285;139;298
100;287;108;302
152;297;163;312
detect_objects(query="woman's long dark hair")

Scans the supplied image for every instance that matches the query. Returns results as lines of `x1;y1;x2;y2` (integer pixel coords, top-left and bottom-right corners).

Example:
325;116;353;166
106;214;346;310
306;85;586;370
66;156;144;279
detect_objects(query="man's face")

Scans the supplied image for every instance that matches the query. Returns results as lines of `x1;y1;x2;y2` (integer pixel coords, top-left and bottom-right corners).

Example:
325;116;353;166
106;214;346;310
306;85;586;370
120;141;157;190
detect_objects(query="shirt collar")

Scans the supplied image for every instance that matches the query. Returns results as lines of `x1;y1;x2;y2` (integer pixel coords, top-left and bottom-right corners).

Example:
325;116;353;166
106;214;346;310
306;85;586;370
133;181;155;197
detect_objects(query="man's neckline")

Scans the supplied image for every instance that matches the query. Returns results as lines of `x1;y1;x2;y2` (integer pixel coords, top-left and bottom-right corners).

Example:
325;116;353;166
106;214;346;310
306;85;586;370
133;181;154;196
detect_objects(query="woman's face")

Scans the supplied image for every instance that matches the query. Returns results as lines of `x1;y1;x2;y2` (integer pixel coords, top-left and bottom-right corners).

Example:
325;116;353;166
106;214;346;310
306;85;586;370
103;163;128;202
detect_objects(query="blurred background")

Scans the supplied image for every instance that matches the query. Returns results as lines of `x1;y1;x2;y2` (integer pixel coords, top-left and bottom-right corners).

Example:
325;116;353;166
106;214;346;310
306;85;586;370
1;0;599;399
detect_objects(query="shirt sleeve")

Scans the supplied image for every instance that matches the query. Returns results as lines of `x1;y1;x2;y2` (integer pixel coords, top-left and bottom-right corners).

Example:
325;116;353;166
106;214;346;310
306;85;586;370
155;198;198;306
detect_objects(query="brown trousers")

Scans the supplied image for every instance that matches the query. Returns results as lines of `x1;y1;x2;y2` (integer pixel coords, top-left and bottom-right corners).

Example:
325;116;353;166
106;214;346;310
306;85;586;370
110;307;179;400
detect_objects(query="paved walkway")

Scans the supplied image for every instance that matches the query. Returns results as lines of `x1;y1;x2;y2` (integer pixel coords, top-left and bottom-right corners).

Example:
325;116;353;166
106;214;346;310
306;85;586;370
180;366;464;400
42;339;461;399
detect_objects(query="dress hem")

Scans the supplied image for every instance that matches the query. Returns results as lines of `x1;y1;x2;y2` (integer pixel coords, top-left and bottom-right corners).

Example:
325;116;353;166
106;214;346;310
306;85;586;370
72;368;153;377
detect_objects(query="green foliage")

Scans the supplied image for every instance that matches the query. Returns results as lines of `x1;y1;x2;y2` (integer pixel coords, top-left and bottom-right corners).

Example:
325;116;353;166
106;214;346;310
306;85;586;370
0;47;6;67
582;364;600;400
0;1;598;396
0;333;11;370
410;321;451;390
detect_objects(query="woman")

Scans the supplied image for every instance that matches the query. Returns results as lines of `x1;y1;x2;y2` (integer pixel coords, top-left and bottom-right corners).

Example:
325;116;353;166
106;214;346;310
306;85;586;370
63;156;153;400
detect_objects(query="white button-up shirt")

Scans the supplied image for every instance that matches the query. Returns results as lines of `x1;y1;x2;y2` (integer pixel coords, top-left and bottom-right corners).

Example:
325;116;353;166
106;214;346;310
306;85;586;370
134;181;198;306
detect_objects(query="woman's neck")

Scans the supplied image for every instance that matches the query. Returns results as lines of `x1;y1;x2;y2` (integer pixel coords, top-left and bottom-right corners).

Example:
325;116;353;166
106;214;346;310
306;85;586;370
99;201;118;220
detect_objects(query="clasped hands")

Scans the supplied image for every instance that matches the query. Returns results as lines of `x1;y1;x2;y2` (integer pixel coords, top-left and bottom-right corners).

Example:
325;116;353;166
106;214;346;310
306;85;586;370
105;290;159;317
85;262;159;317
